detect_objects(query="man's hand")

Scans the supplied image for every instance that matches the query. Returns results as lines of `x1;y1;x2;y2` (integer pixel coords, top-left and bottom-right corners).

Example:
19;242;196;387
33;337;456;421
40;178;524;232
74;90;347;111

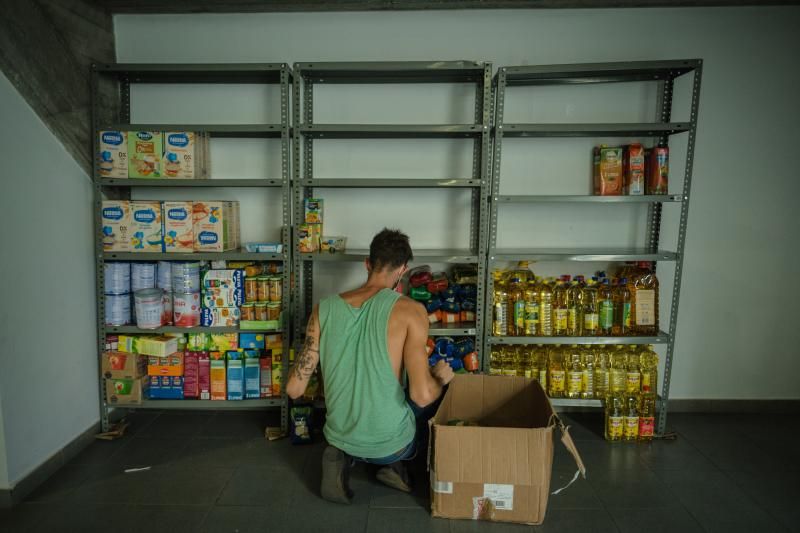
431;360;455;386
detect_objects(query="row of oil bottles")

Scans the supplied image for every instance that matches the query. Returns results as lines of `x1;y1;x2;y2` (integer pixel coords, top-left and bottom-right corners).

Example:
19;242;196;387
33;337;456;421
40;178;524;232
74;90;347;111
488;343;658;441
491;262;659;337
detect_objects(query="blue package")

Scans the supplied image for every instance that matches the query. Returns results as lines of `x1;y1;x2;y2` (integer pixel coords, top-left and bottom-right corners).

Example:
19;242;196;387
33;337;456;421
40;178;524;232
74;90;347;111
239;333;266;350
226;350;245;400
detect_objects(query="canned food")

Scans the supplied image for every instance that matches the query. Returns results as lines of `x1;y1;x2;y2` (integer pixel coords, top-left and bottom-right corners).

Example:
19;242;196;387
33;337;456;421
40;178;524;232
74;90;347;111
104;294;131;326
255;302;268;321
266;302;281;321
171;261;201;294
131;262;156;292
245;277;258;303
134;288;164;329
256;276;269;302
174;292;201;327
241;303;256;321
104;262;131;295
268;276;282;302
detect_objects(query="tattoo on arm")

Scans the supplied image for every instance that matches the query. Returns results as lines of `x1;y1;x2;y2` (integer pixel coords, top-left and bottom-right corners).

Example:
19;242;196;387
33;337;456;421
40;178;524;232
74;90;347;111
292;310;320;381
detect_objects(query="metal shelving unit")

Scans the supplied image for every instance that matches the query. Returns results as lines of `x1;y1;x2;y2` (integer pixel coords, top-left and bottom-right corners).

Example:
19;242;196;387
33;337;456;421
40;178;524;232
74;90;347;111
91;62;293;431
292;61;493;367
487;59;702;433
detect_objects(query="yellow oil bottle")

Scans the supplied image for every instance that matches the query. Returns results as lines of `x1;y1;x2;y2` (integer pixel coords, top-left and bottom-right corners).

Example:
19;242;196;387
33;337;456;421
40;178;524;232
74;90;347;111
631;262;659;335
518;345;534;378
567;345;583;399
508;274;527;337
523;278;539;337
581;347;596;399
547;345;566;398
538;278;554;336
566;279;583;336
593;348;610;399
535;345;548;389
612;277;632;336
625;346;642;393
640;345;659;395
582;279;599;336
492;270;510;337
605;392;624;442
638;392;657;441
609;346;627;394
552;277;569;336
502;345;518;377
623;393;640;441
598;279;615;336
489;346;503;375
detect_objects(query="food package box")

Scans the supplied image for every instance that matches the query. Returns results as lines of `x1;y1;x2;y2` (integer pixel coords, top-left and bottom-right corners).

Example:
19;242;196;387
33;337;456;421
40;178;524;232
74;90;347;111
320;236;347;254
163;201;194;253
146;376;185;400
199;351;211;400
593;145;623;196
646;146;669;195
429;375;585;525
128;131;163;178
193;201;239;252
130;201;163;252
244;350;261;399
201;307;241;327
259;356;272;398
116;335;140;354
203;286;244;308
304;198;323;224
226;350;245;401
239;333;266;350
203;269;244;290
102;351;146;380
98;130;128;178
147;352;184;376
298;224;319;253
265;334;283;350
187;333;210;351
137;336;180;357
162;132;202;179
101;200;132;252
623;143;646;195
184;351;200;399
271;353;283;397
105;378;148;406
105;335;119;351
209;333;238;352
210;352;226;400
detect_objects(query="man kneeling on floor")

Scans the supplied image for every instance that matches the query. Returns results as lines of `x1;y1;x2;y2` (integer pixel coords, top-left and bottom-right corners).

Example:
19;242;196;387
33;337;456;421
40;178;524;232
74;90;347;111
287;228;455;504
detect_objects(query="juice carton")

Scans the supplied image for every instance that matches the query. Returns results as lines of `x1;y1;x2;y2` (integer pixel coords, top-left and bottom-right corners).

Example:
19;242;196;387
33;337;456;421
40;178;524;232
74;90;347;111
128;131;163;178
624;143;646;195
271;352;283;397
259;355;272;398
201;307;241;327
244;350;261;399
98;130;128;178
240;333;265;350
226;350;245;401
304;198;323;224
208;333;238;352
199;351;211;400
184;351;200;398
102;352;146;380
163;201;194;253
147;352;184;376
101;200;132;252
593;145;623;196
647;146;669;195
193;201;240;252
130;201;163;252
162;132;201;179
210;351;226;400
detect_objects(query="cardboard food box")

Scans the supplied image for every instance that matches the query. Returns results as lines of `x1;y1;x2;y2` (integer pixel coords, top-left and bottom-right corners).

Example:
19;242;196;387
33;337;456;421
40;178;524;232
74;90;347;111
102;351;146;380
429;374;585;526
623;143;646;195
593;145;623;196
128;131;163;178
209;333;238;352
210;352;226;400
320;236;347;254
163;201;194;252
130;201;163;252
98;130;128;178
304;198;323;224
184;351;200;398
271;352;283;397
259;356;272;398
202;286;244;308
240;333;266;350
202;269;244;290
298;224;320;253
193;201;240;252
147;352;185;376
201;307;241;327
105;378;148;405
162;132;200;179
137;335;180;357
101;200;132;252
199;351;211;400
244;350;261;399
146;375;185;400
226;350;245;401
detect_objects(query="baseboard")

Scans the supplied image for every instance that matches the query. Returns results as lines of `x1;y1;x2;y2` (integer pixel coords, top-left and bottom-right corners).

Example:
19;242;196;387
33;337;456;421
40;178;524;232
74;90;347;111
666;399;800;413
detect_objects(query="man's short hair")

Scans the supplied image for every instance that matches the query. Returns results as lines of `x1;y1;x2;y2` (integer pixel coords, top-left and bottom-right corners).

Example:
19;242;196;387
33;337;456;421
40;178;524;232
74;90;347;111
369;228;413;271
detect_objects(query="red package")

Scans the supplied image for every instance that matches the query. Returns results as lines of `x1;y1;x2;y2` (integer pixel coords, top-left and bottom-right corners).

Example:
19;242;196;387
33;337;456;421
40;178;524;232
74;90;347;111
647;146;669;194
462;352;480;372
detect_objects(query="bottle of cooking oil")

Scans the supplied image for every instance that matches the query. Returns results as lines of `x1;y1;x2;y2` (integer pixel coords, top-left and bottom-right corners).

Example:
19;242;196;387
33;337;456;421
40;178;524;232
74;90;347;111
518;345;534;378
492;270;510;337
639;345;659;395
566;279;582;336
625;346;642;393
612;277;632;336
609;345;627;394
523;278;539;337
489;346;503;375
502;346;519;377
593;348;610;399
623;393;640;441
605;392;624;442
511;261;534;285
552;277;569;336
582;278;599;336
508;274;527;337
598;279;614;336
538;278;554;336
566;345;583;399
581;347;596;399
547;345;566;398
631;262;659;335
535;345;548;389
638;392;656;441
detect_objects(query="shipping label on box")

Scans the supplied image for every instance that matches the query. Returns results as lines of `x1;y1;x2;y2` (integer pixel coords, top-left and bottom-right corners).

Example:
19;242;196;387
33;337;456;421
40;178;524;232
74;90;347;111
226;350;245;401
210;352;226;400
102;351;146;380
203;286;244;308
105;378;147;405
102;200;132;252
259;356;272;398
147;352;184;376
128;131;163;178
163;201;194;252
193;201;239;252
162;132;197;179
98;130;128;178
130;201;163;252
201;307;240;327
199;351;211;400
304;198;323;224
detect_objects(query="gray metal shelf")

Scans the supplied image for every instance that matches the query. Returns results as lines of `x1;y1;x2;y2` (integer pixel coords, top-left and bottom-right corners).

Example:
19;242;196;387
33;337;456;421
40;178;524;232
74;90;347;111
502;59;700;86
298;124;484;139
429;323;478;336
489;248;677;262
495;194;682;203
294;61;486;84
549;398;603;408
299;249;479;263
103;250;285;261
99;178;284;187
94;63;287;84
107;325;283;334
299;179;482;188
132;399;284;410
500;122;689;138
101;123;283;138
487;331;670;345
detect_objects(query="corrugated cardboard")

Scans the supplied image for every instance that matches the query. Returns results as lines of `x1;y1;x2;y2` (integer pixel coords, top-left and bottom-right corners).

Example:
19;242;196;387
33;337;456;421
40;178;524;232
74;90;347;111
102;351;146;380
428;374;584;526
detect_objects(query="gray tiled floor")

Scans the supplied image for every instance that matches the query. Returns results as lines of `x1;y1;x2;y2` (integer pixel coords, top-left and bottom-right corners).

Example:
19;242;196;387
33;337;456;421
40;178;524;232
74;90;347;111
1;410;798;532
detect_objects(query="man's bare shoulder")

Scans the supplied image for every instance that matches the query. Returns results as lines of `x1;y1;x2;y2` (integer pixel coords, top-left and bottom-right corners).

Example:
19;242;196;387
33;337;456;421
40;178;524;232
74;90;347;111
393;296;427;322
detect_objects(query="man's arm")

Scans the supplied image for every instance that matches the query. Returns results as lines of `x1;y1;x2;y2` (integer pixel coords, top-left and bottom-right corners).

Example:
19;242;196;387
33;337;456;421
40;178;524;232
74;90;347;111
403;301;453;407
286;305;321;400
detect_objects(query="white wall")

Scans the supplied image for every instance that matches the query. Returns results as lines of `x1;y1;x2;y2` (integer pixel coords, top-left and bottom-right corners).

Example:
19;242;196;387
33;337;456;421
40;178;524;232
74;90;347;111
0;72;98;488
114;6;800;400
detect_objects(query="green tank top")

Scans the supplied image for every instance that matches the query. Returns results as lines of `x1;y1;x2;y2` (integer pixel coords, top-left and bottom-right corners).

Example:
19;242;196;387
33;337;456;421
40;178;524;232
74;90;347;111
318;288;415;458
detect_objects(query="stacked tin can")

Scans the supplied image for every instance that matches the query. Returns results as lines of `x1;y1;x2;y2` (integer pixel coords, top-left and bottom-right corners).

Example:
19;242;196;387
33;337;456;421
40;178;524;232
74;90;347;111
241;269;282;322
103;262;131;326
130;262;165;329
171;261;201;327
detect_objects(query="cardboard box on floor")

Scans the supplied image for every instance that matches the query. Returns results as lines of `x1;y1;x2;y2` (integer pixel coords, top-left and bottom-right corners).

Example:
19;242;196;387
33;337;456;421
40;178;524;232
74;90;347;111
428;374;585;526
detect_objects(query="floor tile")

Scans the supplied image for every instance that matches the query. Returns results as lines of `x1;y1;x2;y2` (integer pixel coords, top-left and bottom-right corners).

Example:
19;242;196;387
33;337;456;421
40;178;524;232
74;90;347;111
198;412;272;439
539;508;619;532
0;503;47;532
636;438;719;471
107;437;191;469
199;505;289;533
24;463;93;503
565;440;645;472
175;437;250;469
67;463;156;504
128;505;208;533
588;469;680;509
547;474;603;510
288;497;371;533
216;465;300;507
450;517;538;532
136;412;212;439
608;506;704;533
726;470;800;513
365;508;449;533
136;465;234;505
690;438;784;472
67;438;128;465
558;412;606;441
29;503;135;533
668;413;750;442
117;411;161;436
